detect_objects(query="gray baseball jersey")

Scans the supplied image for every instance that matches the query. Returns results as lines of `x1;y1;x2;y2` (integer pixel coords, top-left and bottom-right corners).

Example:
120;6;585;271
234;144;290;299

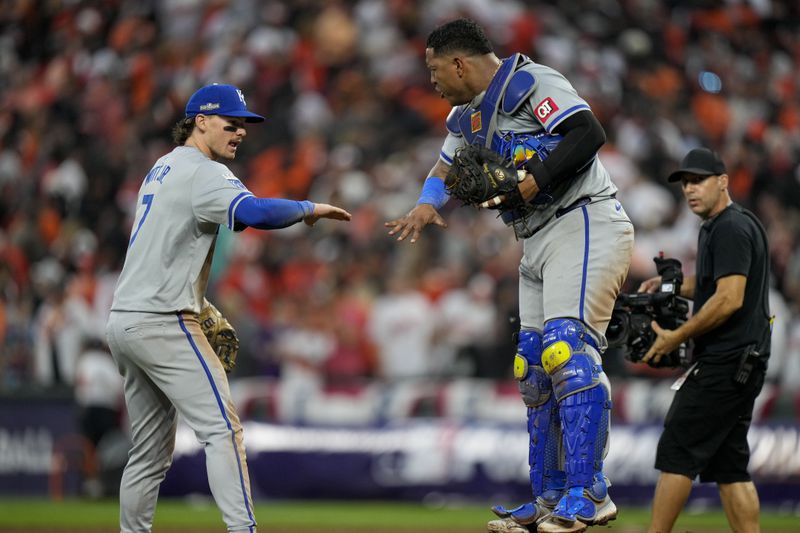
107;145;257;532
440;60;617;234
112;145;252;314
440;58;632;343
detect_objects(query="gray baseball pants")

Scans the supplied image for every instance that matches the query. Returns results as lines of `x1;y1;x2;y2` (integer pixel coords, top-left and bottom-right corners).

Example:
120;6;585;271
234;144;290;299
519;197;634;344
106;310;256;533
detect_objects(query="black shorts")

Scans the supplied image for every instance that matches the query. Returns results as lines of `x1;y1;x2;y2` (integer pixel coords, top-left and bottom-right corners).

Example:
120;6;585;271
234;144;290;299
655;358;764;483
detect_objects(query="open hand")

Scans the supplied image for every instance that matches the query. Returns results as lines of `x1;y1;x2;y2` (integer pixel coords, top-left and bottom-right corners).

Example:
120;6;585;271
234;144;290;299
637;276;662;294
384;203;447;243
304;203;352;226
641;321;682;366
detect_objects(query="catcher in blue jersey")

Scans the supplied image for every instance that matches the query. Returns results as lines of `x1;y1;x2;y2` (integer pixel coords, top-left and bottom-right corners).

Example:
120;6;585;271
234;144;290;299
386;19;633;533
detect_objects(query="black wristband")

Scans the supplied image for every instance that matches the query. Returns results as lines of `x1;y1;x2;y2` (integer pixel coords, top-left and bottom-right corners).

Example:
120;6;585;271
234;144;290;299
523;159;553;190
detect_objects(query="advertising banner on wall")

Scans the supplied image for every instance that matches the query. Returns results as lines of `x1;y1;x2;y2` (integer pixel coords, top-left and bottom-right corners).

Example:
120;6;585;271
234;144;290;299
160;420;800;505
0;395;80;495
2;398;799;505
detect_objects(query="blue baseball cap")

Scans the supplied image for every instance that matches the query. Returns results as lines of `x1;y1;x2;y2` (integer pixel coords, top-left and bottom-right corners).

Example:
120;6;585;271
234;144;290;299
185;83;265;123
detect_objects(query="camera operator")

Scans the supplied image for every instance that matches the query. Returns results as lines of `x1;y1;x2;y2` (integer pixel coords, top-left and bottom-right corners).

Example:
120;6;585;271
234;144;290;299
637;148;771;533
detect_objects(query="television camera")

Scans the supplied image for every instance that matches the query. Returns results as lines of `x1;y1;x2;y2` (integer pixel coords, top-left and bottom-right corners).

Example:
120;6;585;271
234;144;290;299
607;256;691;368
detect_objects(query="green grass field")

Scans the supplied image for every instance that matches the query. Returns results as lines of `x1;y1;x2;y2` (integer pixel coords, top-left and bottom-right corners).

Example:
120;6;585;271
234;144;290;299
0;499;798;532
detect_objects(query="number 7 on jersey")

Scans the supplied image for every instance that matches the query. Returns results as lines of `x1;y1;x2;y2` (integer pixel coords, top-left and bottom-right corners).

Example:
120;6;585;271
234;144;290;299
128;194;154;247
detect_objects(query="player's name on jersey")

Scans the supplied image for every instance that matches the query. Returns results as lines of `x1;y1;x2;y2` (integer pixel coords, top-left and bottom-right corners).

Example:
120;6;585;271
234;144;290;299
144;164;172;185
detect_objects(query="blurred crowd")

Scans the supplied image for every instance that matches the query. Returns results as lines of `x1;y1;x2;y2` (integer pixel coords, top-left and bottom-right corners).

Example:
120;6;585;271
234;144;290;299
1;0;800;422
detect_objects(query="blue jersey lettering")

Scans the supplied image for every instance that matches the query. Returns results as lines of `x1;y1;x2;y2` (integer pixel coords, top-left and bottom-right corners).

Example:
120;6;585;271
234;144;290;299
144;164;172;184
226;177;246;190
129;194;154;247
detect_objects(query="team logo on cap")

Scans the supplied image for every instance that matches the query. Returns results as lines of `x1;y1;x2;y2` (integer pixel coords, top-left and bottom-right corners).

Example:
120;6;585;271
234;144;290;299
200;103;221;111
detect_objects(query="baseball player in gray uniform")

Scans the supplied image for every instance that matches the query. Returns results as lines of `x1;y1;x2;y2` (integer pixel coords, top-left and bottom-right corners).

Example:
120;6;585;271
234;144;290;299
386;20;633;533
106;83;350;533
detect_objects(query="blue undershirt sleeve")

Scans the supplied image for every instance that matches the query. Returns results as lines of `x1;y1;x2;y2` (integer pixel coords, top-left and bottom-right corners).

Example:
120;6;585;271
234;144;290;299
233;196;315;229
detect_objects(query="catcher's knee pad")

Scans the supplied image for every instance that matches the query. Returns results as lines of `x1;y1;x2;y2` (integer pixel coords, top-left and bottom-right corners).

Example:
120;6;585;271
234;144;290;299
513;330;563;498
542;319;611;489
541;319;600;400
513;330;548;407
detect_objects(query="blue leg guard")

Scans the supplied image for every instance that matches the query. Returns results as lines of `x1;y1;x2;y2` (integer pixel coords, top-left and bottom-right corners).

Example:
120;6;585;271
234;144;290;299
539;319;615;528
495;331;564;516
490;330;564;528
515;330;564;501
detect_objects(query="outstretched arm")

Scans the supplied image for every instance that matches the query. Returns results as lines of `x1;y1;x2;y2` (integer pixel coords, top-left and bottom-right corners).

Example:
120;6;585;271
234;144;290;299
303;203;352;226
384;159;450;244
235;196;350;230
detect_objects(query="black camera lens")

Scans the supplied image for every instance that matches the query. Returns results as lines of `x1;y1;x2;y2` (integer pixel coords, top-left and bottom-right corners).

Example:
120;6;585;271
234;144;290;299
607;311;628;347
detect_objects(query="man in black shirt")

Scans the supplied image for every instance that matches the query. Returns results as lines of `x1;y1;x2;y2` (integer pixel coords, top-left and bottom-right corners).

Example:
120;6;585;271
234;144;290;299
637;148;771;533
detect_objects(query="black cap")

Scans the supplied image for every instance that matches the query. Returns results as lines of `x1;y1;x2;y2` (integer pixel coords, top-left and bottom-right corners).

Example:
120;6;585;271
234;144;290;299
667;148;727;183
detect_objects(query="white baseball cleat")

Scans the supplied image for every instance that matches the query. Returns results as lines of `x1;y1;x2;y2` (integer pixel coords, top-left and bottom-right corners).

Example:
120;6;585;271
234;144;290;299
585;495;617;525
536;517;588;533
487;500;555;533
487;517;533;533
536;491;617;533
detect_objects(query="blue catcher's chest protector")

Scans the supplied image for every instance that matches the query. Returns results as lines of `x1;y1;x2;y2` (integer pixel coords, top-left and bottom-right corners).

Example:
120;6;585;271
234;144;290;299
449;54;517;147
495;67;563;169
497;132;563;172
445;54;566;228
446;55;564;160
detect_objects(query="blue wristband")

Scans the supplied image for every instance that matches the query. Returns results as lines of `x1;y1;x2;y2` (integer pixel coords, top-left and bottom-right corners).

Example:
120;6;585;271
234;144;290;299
416;177;448;210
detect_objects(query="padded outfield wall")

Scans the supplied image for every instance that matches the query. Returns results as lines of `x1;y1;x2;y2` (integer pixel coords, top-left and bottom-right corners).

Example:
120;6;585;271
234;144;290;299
1;380;799;507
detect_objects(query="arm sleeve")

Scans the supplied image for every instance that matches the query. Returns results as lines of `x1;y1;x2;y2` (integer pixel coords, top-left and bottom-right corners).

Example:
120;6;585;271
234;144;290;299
234;196;315;230
523;110;606;190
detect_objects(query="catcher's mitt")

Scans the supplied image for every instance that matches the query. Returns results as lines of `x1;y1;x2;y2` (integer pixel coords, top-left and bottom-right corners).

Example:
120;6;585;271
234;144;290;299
199;302;239;373
445;144;525;208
